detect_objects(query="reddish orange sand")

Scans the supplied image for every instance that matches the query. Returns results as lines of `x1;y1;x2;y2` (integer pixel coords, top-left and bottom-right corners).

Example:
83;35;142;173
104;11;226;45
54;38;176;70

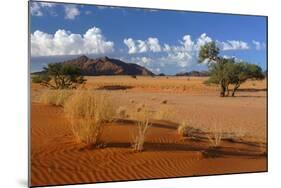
31;103;266;187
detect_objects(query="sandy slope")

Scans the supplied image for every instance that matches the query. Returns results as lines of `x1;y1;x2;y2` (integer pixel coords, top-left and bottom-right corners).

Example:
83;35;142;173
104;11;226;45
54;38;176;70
31;103;266;187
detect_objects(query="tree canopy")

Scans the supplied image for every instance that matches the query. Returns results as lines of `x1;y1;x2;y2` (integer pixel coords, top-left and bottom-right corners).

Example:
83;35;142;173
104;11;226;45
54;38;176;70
199;42;265;97
32;63;86;89
198;41;220;64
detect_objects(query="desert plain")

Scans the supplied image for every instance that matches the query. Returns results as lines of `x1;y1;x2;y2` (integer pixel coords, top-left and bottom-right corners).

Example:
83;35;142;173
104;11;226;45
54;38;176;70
30;76;267;186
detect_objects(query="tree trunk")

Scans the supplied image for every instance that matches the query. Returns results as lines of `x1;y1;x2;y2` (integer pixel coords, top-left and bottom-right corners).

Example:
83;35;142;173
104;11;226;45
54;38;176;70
232;83;240;97
225;84;230;96
220;83;225;97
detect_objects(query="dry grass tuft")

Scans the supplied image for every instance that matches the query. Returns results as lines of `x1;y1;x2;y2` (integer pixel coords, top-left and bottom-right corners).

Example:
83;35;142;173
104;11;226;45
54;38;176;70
154;110;167;121
177;121;199;139
39;89;73;106
207;124;223;148
116;106;127;119
64;91;115;146
132;106;152;152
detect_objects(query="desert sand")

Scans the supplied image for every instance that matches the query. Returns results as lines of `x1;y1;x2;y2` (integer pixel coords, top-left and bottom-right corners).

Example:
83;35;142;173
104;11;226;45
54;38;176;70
30;76;267;186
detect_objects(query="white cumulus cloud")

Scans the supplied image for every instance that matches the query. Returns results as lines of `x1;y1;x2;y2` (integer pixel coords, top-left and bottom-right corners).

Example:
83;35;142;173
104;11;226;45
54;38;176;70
64;5;80;20
195;33;212;49
123;38;137;54
123;37;161;54
30;2;56;16
219;40;250;50
147;38;161;52
31;27;114;56
252;40;266;50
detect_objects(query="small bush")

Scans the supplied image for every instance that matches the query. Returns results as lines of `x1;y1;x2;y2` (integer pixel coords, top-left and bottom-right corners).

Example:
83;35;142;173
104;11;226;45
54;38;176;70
36;63;86;89
64;91;115;146
161;100;167;104
31;76;43;83
207;125;223;148
132;107;151;152
177;121;200;139
39;89;73;106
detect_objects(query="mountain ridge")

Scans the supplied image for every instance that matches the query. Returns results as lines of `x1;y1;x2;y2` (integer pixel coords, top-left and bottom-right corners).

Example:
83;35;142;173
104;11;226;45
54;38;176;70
61;55;155;76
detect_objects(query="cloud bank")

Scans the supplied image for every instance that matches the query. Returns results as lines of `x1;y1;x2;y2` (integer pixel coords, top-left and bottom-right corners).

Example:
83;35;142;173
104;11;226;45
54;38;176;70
122;33;254;74
31;27;114;56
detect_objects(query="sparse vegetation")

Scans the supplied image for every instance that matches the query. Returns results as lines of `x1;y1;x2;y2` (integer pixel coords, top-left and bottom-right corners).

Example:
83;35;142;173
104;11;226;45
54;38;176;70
154;107;173;121
64;91;115;146
39;89;73;106
207;125;223;148
177;121;199;139
32;63;86;89
161;99;168;104
116;106;127;119
132;106;152;152
198;42;265;97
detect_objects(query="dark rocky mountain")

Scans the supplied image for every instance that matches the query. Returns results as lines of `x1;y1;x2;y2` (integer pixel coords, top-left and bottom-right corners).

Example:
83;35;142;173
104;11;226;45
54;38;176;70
158;73;166;76
175;71;210;77
60;55;154;76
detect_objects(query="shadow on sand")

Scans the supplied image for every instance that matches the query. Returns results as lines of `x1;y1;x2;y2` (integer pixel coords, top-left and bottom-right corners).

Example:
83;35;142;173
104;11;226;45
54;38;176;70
96;85;134;90
237;88;267;92
104;141;266;158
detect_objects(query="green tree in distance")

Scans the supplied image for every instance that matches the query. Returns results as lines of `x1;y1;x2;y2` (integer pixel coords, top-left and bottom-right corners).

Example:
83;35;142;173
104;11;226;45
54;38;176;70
199;42;265;97
32;63;86;89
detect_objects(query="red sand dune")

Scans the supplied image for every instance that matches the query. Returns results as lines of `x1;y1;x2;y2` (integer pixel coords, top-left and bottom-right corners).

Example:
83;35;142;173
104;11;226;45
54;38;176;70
31;103;266;187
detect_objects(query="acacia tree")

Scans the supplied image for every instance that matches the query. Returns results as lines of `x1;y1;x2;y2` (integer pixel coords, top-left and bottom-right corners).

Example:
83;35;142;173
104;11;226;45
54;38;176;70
199;42;265;97
228;62;264;96
32;63;86;89
206;58;236;96
198;41;228;97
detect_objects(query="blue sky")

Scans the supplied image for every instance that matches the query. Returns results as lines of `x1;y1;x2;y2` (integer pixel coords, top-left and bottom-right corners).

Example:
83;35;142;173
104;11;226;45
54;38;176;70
30;1;267;74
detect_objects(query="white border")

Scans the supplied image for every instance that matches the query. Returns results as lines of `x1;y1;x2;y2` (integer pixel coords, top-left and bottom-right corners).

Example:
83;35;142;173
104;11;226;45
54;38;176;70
0;0;280;188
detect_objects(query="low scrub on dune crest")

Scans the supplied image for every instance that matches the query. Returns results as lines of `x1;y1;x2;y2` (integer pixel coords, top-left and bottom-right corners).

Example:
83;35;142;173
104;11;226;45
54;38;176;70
64;91;115;146
39;89;73;106
207;125;223;148
132;106;152;152
177;121;199;139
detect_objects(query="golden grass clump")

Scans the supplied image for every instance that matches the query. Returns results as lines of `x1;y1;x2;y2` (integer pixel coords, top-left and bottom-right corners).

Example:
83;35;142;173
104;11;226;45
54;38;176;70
116;106;127;119
154;106;173;121
207;124;223;148
39;89;73;106
177;121;199;139
132;105;152;152
64;91;115;146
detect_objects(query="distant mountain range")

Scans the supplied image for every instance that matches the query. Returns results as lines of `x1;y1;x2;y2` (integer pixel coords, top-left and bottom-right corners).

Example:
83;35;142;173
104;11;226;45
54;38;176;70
61;55;155;76
32;55;154;76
